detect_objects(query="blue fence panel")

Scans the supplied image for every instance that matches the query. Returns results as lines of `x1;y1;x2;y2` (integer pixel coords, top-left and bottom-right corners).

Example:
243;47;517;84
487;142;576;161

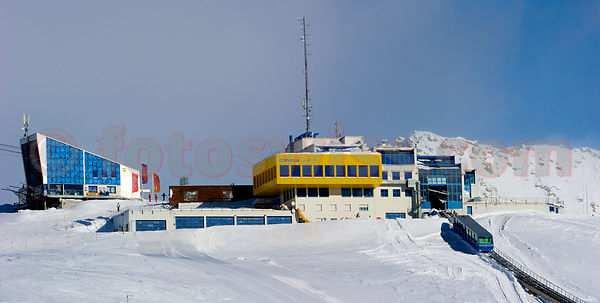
266;216;292;225
136;220;166;231
206;216;235;227
175;216;204;229
237;216;265;225
385;212;406;219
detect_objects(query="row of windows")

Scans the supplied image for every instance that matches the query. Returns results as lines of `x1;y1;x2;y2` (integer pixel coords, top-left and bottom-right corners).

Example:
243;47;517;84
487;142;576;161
382;171;412;181
341;187;374;197
298;203;369;212
380;188;412;198
380;151;415;165
293;187;410;199
280;165;379;178
85;153;120;185
254;166;276;189
296;187;329;198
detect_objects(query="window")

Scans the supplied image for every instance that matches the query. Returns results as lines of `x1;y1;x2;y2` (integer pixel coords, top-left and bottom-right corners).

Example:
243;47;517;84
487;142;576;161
336;165;346;177
291;165;301;177
302;165;312;177
352;188;363;197
404;171;413;180
344;204;352;212
382;171;388;180
405;189;413;197
347;166;357;177
111;167;117;178
392;172;401;180
358;165;368;177
364;188;374;197
297;188;307;197
313;165;323;177
108;186;116;194
393;189;401;197
184;190;198;201
307;187;318;197
325;165;334;177
92;168;98;178
341;188;351;197
359;204;369;212
280;165;290;177
315;204;323;212
88;186;98;193
329;204;337;211
380;189;389;197
318;187;329;197
370;165;379;178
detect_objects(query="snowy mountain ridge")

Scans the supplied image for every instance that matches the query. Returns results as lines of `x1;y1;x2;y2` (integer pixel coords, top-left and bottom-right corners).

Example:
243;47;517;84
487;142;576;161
395;131;599;215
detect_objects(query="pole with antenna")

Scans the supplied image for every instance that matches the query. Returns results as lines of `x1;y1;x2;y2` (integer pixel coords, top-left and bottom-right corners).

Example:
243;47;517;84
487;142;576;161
300;16;311;134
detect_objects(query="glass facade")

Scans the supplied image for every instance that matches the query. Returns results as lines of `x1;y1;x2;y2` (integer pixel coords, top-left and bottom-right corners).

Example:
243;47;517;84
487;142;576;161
84;152;120;185
464;171;476;196
46;139;84;185
380;150;415;165
419;167;463;209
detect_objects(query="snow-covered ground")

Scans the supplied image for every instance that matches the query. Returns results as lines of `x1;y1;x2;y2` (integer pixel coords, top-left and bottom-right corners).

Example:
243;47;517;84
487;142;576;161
1;200;534;303
477;212;600;302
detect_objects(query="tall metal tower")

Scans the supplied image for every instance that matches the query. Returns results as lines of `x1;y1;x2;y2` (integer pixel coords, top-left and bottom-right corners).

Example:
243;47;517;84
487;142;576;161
300;16;312;133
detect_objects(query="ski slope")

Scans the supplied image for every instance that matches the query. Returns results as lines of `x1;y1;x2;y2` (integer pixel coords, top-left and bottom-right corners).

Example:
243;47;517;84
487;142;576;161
0;200;530;303
477;212;600;302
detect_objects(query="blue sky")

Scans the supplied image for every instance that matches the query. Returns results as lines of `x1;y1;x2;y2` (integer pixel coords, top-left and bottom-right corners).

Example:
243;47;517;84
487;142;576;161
1;1;599;202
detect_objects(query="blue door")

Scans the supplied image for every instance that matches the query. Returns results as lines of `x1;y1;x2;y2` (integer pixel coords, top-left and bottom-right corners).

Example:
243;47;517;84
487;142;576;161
467;206;473;215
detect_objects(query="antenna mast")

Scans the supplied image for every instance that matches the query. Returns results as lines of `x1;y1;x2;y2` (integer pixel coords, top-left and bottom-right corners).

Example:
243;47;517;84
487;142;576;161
22;114;30;138
300;16;311;133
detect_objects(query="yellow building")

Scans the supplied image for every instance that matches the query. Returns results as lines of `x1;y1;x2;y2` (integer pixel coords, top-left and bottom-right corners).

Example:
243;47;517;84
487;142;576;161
253;152;382;197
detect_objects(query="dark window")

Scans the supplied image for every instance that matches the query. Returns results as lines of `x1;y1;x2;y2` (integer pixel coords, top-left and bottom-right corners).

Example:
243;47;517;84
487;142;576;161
392;172;401;180
108;186;116;194
307;188;318;197
380;189;389;197
325;165;334;177
291;165;301;177
404;171;413;180
92;168;98;178
318;188;329;197
405;189;413;197
382;171;388;180
370;165;379;177
336;165;346;177
280;165;290;177
352;188;363;197
296;188;307;197
341;188;351;197
358;165;368;177
88;186;97;193
175;216;204;229
393;189;401;197
313;165;323;177
364;188;374;197
347;166;357;177
111;167;117;178
302;165;312;177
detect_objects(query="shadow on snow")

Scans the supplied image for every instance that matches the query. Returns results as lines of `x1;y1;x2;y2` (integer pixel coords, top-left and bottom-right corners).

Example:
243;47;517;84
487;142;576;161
440;222;477;255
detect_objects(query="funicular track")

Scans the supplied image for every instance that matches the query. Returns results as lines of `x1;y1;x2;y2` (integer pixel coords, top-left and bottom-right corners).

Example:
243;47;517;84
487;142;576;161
489;248;585;303
443;212;586;303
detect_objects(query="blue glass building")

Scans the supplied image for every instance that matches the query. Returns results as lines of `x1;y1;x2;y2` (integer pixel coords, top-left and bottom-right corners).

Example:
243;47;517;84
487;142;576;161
417;155;464;210
21;133;141;207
